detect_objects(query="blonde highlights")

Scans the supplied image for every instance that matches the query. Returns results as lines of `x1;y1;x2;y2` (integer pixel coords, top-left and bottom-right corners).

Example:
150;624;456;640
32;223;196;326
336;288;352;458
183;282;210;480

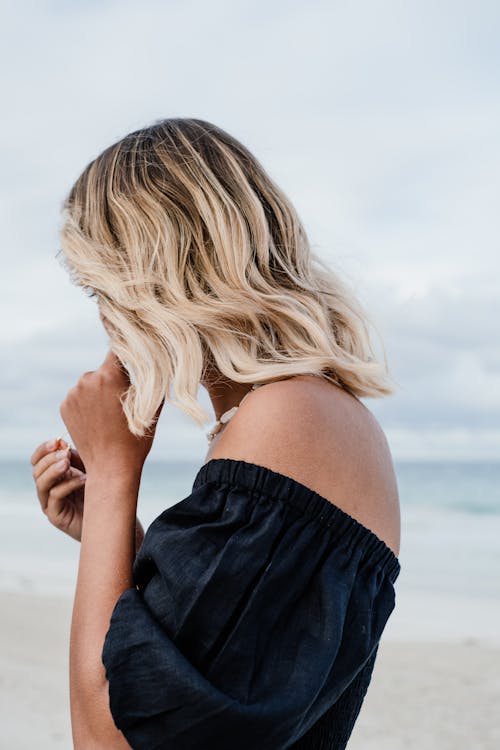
59;118;396;437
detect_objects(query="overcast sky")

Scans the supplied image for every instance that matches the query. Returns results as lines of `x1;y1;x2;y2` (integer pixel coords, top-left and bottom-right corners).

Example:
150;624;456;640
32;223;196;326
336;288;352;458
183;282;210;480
1;0;498;462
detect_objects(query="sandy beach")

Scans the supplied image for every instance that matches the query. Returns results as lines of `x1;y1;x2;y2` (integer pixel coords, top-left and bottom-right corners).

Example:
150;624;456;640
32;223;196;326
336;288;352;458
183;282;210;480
1;589;499;750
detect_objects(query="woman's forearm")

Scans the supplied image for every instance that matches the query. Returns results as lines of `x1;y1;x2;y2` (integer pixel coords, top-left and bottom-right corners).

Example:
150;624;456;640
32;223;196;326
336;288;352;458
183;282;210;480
70;469;141;748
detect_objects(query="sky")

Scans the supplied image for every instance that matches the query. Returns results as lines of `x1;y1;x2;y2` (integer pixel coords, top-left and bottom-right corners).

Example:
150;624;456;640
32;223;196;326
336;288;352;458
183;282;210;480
0;0;498;462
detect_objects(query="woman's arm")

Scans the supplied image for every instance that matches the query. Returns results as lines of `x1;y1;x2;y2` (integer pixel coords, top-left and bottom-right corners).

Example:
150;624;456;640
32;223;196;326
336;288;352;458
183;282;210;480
30;437;147;557
70;469;140;749
59;349;163;749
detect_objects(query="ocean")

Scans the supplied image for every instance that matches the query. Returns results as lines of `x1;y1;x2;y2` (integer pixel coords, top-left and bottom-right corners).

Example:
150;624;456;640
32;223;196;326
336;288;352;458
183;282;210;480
1;459;499;642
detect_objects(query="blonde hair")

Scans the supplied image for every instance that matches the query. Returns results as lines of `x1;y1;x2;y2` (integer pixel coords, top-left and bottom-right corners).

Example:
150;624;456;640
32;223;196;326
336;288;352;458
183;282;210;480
58;117;396;437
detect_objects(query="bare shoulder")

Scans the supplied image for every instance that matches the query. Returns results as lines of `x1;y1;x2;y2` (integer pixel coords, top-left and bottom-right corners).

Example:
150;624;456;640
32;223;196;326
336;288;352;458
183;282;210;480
207;375;401;557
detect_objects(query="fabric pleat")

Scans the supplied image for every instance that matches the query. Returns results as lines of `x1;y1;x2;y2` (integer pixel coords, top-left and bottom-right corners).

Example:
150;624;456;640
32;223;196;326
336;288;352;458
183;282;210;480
102;458;401;750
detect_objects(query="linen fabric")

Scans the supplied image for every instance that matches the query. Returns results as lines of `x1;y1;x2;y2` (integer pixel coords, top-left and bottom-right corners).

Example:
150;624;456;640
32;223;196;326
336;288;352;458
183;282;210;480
102;458;401;749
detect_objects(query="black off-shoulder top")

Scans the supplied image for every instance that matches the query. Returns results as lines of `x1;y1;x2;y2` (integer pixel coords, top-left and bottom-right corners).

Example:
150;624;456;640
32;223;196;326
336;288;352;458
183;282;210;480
102;458;401;750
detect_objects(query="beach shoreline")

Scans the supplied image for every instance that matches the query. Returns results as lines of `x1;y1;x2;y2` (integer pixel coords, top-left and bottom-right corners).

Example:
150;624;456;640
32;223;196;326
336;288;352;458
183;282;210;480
2;589;499;749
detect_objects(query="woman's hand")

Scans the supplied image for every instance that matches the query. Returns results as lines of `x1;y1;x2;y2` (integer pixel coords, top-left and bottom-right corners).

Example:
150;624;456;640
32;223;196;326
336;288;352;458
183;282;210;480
59;349;163;480
31;436;87;542
30;436;146;549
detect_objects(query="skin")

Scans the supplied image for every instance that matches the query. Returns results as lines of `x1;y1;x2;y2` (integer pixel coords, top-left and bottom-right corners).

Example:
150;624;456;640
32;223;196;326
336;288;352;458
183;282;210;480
31;440;146;552
203;373;401;558
31;348;163;749
30;331;400;749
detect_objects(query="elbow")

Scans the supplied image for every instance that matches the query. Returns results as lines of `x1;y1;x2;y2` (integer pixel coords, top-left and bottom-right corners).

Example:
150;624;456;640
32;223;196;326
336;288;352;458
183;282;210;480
72;680;132;750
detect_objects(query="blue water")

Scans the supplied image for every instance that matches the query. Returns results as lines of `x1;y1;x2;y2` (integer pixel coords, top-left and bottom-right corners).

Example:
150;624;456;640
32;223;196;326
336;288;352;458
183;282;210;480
3;458;500;514
394;460;500;515
1;459;499;604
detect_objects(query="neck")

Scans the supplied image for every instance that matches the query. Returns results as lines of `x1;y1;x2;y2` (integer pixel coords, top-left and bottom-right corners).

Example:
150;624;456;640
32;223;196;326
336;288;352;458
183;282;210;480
201;370;255;423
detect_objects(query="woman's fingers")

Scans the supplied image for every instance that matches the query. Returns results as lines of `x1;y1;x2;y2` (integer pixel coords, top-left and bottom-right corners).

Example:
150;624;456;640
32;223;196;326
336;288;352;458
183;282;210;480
31;437;86;475
35;456;73;511
33;448;71;483
30;438;59;467
45;471;87;521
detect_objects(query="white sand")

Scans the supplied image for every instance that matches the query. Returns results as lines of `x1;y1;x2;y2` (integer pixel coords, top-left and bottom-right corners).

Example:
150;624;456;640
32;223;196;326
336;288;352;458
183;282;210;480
1;590;499;749
2;591;74;748
349;639;500;749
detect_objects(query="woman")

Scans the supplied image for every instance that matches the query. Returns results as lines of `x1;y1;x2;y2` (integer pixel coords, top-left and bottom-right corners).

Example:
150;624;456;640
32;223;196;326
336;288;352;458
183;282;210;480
30;118;401;749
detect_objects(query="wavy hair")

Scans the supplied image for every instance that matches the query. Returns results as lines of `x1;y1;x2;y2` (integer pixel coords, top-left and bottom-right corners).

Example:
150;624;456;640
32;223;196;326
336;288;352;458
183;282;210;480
58;117;396;437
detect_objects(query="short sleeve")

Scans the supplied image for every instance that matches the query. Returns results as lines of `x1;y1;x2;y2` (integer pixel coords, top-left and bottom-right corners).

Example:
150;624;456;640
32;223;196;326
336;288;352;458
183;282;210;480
102;458;400;750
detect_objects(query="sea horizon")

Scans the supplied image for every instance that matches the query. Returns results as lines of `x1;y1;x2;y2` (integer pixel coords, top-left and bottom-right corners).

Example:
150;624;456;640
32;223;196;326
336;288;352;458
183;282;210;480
1;457;499;643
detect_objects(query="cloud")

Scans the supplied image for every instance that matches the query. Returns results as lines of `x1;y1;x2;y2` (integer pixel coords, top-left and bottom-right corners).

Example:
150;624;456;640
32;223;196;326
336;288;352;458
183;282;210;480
1;0;498;459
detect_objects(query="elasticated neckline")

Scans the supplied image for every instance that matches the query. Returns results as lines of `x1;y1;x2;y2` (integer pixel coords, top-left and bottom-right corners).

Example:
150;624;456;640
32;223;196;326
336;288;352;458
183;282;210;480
192;457;401;584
